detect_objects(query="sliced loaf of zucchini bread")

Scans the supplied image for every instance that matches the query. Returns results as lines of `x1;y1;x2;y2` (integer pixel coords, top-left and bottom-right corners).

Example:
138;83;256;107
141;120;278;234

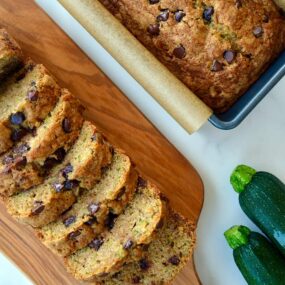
65;181;164;281
0;30;196;285
37;149;138;257
100;208;196;285
6;120;112;227
0;28;23;81
0;60;60;154
0;89;84;197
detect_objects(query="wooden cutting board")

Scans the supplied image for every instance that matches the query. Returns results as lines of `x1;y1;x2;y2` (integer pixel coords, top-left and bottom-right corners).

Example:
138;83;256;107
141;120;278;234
0;1;204;284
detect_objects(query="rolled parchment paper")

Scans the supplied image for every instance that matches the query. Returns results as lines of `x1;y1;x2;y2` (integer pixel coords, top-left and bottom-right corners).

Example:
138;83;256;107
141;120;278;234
59;0;212;133
275;0;285;10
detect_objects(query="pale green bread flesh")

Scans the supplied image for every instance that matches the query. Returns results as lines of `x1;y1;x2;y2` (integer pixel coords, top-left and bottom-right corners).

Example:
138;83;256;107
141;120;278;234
0;89;84;197
65;182;163;281
6;121;111;227
100;209;196;285
38;149;137;257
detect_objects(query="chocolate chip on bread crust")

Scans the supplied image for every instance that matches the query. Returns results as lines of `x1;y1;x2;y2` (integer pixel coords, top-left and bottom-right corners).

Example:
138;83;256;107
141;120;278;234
6;120;112;227
65;182;164;281
0;60;60;154
37;149;138;257
99;0;285;112
0;89;84;198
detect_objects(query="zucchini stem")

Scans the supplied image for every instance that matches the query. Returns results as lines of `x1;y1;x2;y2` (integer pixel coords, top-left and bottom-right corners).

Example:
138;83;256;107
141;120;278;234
230;165;256;194
224;225;251;250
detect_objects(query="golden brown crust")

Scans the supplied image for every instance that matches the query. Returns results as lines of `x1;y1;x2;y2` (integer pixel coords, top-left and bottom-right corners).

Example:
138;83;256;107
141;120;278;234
0;89;84;198
38;162;138;257
0;28;23;80
0;60;60;154
6;182;77;228
27;89;85;163
65;181;164;281
98;208;196;285
100;0;285;112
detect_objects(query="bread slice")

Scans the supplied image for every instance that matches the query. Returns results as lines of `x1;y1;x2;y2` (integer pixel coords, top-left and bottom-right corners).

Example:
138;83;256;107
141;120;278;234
100;209;196;285
0;29;23;81
65;181;164;281
5;120;112;227
51;120;113;190
37;149;138;257
0;89;84;197
0;60;60;154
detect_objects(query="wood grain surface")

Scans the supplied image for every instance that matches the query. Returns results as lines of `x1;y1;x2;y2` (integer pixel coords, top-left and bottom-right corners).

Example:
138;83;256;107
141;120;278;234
0;1;204;284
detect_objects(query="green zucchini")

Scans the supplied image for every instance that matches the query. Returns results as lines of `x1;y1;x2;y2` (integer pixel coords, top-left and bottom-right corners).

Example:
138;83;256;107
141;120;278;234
231;165;285;256
224;225;285;285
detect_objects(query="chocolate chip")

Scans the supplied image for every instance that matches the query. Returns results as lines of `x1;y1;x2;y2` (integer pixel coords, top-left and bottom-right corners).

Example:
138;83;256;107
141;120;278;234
89;237;104;250
139;259;150;271
62;118;71;133
168;255;180;265
235;0;242;8
61;163;73;178
52;182;64;193
211;60;224;72
149;0;159;4
63;216;76;227
173;45;186;59
88;203;100;215
14;156;27;169
105;212;118;230
137;177;147;189
157;10;169;22
32;201;45;215
11;128;27;142
132;276;141;284
84;216;98;226
43;157;58;170
203;6;214;22
64;179;79;190
10;112;26;125
27;89;39;101
175;10;186;22
54;147;66;162
147;24;160;36
223;50;236;64
116;187;126;200
68;230;81;240
123;239;134;250
253;26;263;38
2;155;13;165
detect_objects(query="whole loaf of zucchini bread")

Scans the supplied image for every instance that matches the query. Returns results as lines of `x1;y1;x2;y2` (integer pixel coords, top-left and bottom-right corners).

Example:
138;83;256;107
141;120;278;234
99;0;285;112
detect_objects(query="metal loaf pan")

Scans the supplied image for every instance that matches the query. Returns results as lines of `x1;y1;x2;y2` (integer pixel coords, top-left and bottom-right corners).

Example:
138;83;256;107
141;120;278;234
209;51;285;130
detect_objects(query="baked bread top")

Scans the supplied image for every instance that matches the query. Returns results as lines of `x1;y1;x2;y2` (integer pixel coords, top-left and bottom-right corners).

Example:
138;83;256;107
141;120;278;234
100;0;285;112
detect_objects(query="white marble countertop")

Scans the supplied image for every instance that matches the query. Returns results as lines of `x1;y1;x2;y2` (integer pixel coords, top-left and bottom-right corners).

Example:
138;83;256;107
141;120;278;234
2;1;285;284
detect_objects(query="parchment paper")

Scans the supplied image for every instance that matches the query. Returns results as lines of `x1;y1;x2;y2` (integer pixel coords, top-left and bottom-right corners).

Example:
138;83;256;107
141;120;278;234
59;0;212;134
